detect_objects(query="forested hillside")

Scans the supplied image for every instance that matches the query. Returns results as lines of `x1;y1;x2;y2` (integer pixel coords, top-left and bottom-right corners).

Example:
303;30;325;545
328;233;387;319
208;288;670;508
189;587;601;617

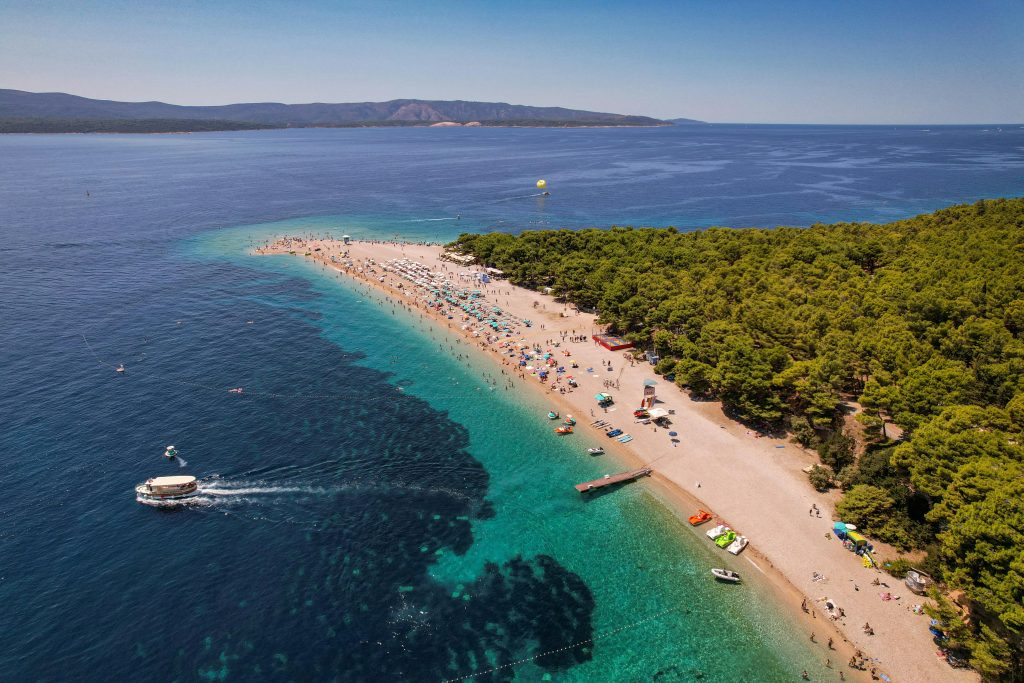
452;198;1024;679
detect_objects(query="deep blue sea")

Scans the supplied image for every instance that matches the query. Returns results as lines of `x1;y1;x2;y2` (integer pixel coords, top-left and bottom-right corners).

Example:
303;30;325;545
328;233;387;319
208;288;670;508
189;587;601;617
1;125;1022;682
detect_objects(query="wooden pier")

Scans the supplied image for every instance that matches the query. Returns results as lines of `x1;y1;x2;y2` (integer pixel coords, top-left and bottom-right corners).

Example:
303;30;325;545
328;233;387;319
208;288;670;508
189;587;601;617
575;467;652;493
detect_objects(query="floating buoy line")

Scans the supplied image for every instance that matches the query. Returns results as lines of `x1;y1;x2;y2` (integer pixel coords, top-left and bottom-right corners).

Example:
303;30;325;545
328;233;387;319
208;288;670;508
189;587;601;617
80;332;462;402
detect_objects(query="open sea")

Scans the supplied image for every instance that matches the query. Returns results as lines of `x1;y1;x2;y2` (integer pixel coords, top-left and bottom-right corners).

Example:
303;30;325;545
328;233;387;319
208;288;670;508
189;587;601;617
1;125;1022;682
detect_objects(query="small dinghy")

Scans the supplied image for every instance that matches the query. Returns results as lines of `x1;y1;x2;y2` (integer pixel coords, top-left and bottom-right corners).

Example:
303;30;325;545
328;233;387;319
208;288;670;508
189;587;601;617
163;445;178;460
116;364;125;373
587;447;605;455
712;568;741;583
547;411;560;420
228;387;244;394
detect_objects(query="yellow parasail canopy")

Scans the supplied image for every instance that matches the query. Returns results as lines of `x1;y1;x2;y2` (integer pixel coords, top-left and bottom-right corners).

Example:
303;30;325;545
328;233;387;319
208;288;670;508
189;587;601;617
536;179;547;189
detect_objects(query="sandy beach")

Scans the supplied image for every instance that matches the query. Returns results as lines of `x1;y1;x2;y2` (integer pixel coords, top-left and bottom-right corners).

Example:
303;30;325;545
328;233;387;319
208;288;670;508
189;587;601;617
257;236;976;683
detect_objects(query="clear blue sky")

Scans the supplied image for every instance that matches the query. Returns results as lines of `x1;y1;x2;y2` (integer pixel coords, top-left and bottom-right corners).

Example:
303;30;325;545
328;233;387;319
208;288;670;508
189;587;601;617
2;0;1022;123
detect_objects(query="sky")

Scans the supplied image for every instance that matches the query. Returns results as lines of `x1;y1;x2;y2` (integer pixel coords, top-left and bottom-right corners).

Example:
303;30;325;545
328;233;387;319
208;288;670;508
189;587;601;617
1;0;1022;124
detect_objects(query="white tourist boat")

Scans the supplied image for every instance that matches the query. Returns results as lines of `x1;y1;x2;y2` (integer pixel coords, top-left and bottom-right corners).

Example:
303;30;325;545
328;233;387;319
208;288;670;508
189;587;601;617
135;475;198;502
726;535;749;555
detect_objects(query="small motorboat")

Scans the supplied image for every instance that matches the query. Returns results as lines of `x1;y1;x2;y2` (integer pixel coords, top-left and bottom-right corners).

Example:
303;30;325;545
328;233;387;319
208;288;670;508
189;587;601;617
712;568;741;583
136;475;198;502
688;510;713;526
588;447;605;455
727;535;749;555
116;364;125;373
555;426;573;434
228;387;244;394
163;445;178;460
706;524;729;540
715;530;737;548
547;411;560;420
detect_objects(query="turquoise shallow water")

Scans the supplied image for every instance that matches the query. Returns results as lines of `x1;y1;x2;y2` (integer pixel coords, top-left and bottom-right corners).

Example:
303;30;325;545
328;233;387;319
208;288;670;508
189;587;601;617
192;222;830;681
3;125;1019;680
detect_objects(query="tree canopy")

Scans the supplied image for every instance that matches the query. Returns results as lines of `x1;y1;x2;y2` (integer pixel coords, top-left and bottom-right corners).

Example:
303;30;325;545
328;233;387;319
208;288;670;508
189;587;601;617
452;197;1024;679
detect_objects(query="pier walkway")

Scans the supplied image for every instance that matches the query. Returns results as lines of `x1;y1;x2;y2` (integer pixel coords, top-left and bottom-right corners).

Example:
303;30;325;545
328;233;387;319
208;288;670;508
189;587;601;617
575;467;652;493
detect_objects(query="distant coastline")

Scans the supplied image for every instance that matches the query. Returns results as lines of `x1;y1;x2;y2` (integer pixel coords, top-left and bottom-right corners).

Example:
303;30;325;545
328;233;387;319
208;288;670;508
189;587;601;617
0;118;672;134
0;88;678;134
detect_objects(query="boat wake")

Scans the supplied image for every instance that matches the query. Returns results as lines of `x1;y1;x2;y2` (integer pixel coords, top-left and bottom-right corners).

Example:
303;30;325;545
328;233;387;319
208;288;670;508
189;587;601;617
137;476;479;519
201;484;335;496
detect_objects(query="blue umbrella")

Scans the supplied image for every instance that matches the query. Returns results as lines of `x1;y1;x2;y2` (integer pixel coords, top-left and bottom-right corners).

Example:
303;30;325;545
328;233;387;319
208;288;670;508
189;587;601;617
668;431;678;436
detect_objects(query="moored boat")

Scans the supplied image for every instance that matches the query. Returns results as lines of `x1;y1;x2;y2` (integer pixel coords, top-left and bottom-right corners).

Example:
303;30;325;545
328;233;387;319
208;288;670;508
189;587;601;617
712;568;741;583
727;535;749;555
688;510;712;526
555;426;573;434
587;447;605;455
705;524;729;540
135;475;198;502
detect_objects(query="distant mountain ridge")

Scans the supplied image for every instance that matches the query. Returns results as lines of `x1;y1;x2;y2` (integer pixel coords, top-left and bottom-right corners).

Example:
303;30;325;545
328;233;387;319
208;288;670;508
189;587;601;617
0;89;674;130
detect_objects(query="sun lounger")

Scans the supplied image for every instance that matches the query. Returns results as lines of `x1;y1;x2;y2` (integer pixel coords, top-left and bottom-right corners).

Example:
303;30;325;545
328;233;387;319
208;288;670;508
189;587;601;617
618;435;633;443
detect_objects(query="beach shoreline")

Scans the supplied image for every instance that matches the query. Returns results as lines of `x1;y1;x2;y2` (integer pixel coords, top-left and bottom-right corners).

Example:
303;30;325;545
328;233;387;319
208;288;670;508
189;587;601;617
255;236;976;683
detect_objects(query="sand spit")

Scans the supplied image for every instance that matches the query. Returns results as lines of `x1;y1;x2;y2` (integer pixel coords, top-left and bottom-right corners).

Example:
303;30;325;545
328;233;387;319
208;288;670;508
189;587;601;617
257;236;976;683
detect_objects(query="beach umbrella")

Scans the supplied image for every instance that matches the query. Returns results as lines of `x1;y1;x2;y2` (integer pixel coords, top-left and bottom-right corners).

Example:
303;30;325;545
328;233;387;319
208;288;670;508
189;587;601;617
668;431;678;436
